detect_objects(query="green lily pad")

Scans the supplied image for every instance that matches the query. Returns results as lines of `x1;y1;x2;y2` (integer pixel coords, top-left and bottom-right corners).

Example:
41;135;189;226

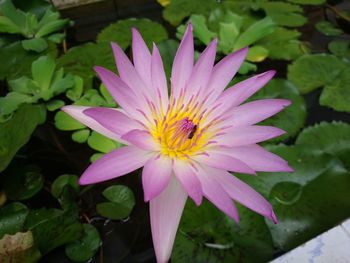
249;79;306;142
328;40;350;59
0;104;46;173
97;18;168;50
54;111;85;131
258;27;304;60
65;224;100;262
0;202;29;238
315;21;343;36
163;0;218;26
0;231;41;263
96;185;135;220
288;54;350;112
2;165;43;201
24;208;83;255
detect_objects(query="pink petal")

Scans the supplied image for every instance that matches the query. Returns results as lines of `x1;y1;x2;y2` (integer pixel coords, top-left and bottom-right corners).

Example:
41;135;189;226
196;165;239;222
214;167;277;223
173;159;203;205
142;155;172;202
218;144;293;172
193;152;256;175
83;107;143;137
184;39;217;100
111;42;156;102
214;126;285;147
132;28;152;88
79;146;152;185
204;47;248;103
62;105;120;142
217;70;276;110
121;129;160;151
93;66;145;120
151;43;169;111
171;23;194;99
150;177;187;263
225;99;291;126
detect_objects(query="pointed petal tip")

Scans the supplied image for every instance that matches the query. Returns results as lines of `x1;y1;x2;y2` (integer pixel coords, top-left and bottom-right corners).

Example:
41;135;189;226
78;176;93;186
271;210;278;224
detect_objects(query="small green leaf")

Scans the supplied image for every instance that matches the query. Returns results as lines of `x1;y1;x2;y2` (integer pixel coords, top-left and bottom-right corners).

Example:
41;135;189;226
54;111;85;131
0;203;29;238
51;174;80;199
31;56;56;93
238;61;257;75
190;14;216;45
71;129;90;143
328;40;350;59
0;92;35;118
21;38;48;52
46;99;65;111
246;45;269;62
97;185;135;220
87;131;121;153
2;165;44;201
315;21;343;36
65;224;100;262
66;76;83;101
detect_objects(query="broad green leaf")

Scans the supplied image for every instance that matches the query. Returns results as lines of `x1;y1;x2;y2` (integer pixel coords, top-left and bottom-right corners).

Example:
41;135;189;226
71;129;90;143
257;2;307;27
190;14;216;45
2;165;44;201
65;224;100;262
57;42;115;87
258;27;304;60
31;56;55;93
51;174;80;199
320;66;350;112
163;0;218;26
87;131;121;153
172;200;274;263
0;231;41;263
24;208;83;254
0;92;35;119
0;104;46;172
315;21;343;36
54;111;85;131
249;79;306;141
287;54;347;94
97;18;168;50
0;203;28;238
21;38;47;52
97;185;135;220
328;40;350;59
46;99;65;111
234;17;275;50
287;0;325;4
0;16;21;33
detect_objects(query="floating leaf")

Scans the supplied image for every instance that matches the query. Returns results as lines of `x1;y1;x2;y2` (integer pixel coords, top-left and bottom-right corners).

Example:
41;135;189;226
97;18;168;50
328;40;350;59
46;99;65;111
87;131;122;154
54;111;85;131
163;0;218;26
0;104;46;173
0;231;41;263
71;129;90;143
65;224;100;262
249;79;306;142
51;174;80;199
0;203;29;238
288;54;350;112
24;208;83;255
97;185;135;220
315;21;343;36
2;165;44;201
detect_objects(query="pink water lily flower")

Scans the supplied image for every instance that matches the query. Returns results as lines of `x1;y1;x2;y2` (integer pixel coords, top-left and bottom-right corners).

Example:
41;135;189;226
63;24;293;263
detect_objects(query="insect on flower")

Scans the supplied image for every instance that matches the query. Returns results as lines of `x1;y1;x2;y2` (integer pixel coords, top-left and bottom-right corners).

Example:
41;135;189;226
62;23;293;263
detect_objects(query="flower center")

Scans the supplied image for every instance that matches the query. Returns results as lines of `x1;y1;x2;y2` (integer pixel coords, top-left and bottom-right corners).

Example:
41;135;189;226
148;94;215;159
